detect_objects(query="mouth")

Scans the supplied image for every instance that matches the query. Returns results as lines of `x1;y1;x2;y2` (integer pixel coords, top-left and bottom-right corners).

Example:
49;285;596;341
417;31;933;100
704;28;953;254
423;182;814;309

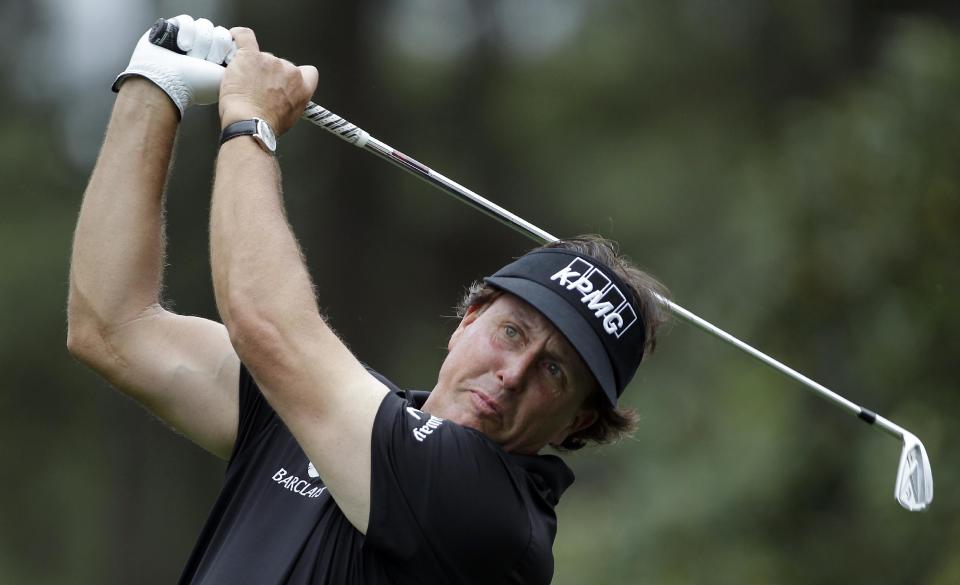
469;390;502;420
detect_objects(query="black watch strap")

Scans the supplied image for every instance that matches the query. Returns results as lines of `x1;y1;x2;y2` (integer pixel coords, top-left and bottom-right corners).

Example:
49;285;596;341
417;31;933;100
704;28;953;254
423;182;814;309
219;119;259;145
220;118;277;153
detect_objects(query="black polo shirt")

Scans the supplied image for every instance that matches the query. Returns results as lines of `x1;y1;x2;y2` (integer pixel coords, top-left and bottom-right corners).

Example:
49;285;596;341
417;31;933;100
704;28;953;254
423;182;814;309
178;365;575;585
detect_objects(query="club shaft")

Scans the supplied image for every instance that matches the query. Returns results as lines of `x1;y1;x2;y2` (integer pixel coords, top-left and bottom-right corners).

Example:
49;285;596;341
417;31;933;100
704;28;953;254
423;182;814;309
368;137;559;243
301;101;906;442
666;301;902;440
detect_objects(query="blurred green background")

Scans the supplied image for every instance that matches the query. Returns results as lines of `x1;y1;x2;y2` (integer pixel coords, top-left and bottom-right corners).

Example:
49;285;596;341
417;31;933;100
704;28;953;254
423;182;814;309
1;0;957;583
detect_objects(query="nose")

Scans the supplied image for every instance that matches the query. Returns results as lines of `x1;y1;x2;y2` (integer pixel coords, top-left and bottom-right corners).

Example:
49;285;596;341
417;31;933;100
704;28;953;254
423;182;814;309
496;349;536;393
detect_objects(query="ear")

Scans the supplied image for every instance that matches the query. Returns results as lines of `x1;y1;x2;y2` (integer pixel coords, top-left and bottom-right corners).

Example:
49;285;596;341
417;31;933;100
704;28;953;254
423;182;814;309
549;406;599;447
448;303;484;350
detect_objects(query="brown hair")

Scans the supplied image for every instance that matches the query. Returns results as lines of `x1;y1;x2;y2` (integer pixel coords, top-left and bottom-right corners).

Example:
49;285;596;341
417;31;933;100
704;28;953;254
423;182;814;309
456;235;670;450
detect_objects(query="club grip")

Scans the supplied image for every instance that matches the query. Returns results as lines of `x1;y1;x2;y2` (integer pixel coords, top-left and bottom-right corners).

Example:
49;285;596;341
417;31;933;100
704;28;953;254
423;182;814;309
148;18;184;54
146;17;369;147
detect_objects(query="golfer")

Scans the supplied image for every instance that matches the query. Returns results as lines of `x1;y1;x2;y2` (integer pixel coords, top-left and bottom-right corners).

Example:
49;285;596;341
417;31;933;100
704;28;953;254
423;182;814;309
67;16;668;585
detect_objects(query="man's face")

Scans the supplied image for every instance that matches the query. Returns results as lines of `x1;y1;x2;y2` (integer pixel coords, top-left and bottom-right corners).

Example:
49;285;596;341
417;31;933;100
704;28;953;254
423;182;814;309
424;293;599;454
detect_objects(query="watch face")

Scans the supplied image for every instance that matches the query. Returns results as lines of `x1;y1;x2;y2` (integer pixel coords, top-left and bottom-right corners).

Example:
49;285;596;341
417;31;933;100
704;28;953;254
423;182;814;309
256;119;277;152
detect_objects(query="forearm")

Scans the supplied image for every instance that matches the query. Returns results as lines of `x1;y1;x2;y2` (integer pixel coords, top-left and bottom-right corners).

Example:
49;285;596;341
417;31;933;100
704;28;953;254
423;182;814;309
210;139;323;356
68;79;179;340
207;28;385;531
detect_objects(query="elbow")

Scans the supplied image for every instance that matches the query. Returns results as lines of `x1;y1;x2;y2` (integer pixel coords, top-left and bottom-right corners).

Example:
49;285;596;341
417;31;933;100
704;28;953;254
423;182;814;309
66;289;103;363
218;281;325;379
223;308;285;368
66;299;94;360
65;326;83;358
223;304;320;382
66;320;106;366
64;296;130;368
220;286;285;359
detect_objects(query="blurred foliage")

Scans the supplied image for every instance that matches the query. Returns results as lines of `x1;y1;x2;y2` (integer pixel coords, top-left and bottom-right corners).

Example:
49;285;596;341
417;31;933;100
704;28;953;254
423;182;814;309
1;1;957;583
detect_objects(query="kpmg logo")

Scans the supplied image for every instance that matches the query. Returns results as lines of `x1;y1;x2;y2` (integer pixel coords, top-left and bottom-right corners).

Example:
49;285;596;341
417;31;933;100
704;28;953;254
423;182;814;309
550;258;638;338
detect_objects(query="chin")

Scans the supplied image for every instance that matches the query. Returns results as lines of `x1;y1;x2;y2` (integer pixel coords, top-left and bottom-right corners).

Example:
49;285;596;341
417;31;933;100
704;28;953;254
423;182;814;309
455;412;499;438
452;413;485;433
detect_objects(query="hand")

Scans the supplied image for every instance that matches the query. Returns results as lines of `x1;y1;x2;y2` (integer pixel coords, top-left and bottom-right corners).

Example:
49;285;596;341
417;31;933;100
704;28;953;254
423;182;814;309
218;27;319;136
113;15;235;119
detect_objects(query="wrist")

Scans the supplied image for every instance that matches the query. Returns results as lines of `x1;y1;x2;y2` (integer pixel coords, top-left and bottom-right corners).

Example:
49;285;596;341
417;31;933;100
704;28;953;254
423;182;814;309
117;77;172;104
115;78;180;121
220;108;266;131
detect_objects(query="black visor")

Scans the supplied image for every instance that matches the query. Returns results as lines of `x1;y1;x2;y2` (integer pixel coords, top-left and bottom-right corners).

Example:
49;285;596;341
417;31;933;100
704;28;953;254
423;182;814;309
485;249;646;406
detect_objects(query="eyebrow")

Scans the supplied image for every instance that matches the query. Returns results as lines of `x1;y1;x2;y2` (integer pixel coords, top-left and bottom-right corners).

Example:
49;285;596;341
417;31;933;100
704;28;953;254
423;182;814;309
512;312;538;334
507;302;541;331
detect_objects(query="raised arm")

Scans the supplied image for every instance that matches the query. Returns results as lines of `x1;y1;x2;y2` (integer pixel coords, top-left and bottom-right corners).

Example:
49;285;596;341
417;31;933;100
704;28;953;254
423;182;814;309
67;18;241;459
210;28;388;533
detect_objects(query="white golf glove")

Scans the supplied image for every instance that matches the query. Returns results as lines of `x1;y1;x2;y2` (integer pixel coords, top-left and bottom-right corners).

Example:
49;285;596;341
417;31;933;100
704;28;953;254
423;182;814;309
112;15;237;118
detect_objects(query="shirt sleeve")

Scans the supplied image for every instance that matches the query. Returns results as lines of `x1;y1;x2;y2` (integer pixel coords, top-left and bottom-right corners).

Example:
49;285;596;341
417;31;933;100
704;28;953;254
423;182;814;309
227;363;277;467
366;392;532;584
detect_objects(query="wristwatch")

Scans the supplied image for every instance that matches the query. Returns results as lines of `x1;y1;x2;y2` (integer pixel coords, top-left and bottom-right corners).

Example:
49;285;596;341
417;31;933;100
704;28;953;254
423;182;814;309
220;118;277;153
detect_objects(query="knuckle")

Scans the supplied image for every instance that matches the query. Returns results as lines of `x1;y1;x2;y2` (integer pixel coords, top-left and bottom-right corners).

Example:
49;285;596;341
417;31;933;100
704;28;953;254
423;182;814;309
265;55;283;71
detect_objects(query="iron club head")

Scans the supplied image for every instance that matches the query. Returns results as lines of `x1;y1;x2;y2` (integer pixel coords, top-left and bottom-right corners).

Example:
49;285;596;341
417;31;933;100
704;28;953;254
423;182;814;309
895;432;933;512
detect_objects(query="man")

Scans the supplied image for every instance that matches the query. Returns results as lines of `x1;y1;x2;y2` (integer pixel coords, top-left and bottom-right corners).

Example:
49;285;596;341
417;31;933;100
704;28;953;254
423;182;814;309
66;16;668;585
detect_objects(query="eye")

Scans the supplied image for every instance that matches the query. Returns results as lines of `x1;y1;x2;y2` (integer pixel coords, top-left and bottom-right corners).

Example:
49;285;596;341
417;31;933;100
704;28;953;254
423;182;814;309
504;325;519;338
545;361;564;380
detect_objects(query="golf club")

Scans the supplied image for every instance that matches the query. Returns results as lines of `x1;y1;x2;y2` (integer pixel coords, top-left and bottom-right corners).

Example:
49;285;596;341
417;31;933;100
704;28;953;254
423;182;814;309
149;18;933;512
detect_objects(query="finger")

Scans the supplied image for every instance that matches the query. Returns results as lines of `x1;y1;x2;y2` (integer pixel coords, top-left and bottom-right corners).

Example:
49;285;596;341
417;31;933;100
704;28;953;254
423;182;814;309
189;18;215;59
171;14;196;52
230;27;259;53
299;65;319;95
209;25;234;64
224;42;237;64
